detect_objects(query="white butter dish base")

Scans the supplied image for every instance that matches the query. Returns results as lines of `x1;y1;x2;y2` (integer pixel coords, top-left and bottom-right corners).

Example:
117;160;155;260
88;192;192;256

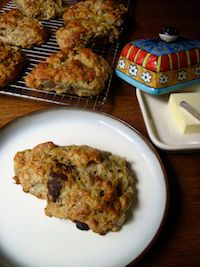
136;84;200;151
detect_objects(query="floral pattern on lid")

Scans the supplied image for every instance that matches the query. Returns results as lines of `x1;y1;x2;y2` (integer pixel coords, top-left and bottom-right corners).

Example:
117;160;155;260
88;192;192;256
116;36;200;95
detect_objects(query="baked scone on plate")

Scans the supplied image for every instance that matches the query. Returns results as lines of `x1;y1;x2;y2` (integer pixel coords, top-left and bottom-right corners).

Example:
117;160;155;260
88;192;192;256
0;42;24;87
13;142;135;234
13;0;63;20
56;18;120;51
25;47;112;96
0;10;46;48
62;0;127;27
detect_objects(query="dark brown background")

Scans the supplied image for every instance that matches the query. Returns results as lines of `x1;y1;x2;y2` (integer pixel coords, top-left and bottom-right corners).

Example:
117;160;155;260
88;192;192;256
0;1;200;266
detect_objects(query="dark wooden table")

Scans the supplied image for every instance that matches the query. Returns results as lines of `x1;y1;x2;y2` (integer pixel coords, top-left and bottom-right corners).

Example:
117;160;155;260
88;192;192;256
0;1;200;266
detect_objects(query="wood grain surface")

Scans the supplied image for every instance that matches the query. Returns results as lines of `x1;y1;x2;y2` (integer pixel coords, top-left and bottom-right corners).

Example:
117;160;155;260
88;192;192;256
0;1;200;267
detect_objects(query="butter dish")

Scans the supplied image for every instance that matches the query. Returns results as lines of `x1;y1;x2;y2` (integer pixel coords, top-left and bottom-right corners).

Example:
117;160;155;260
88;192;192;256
136;84;200;151
116;33;200;95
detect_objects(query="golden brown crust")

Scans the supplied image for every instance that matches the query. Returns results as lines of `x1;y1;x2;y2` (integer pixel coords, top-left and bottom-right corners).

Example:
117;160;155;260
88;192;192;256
0;42;24;87
56;18;120;51
25;47;111;96
57;0;126;52
0;9;46;48
62;0;127;27
13;142;134;234
13;0;63;20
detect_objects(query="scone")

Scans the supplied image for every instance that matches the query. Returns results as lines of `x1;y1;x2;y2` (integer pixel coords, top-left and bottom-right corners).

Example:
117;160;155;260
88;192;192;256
56;18;120;51
0;10;46;48
57;0;126;51
13;0;63;20
13;142;135;234
62;0;127;27
24;48;112;96
0;42;24;87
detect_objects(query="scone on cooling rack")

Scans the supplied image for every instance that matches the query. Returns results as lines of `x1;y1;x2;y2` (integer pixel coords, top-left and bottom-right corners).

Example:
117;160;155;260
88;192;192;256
0;42;24;87
13;142;135;234
24;47;112;96
13;0;63;20
56;18;120;52
0;9;46;48
56;0;126;51
62;0;127;27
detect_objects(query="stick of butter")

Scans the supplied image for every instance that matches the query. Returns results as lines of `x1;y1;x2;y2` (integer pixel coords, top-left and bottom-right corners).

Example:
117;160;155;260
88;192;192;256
168;92;200;134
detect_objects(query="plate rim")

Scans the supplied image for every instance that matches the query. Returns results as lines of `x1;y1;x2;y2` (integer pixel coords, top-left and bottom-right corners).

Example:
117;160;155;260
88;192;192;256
0;106;169;267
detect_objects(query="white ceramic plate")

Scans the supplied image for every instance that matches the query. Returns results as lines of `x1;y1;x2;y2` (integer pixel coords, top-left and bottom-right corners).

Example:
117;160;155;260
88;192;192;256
136;84;200;151
0;108;168;267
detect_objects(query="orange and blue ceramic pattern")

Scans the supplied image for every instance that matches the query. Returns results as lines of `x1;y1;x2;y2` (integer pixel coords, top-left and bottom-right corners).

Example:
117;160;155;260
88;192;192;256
116;38;200;92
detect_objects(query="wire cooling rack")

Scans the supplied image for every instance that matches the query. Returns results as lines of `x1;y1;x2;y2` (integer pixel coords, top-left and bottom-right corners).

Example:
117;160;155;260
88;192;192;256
0;0;130;109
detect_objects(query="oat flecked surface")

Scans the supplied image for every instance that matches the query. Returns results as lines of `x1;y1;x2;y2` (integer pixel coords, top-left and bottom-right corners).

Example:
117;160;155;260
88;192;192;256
14;142;135;234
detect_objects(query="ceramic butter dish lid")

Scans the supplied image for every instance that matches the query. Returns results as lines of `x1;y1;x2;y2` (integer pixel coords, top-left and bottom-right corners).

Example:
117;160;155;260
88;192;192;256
115;30;200;95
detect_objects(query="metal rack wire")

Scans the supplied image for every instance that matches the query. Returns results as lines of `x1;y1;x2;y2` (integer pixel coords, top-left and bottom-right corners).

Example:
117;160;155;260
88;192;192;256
0;0;130;109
